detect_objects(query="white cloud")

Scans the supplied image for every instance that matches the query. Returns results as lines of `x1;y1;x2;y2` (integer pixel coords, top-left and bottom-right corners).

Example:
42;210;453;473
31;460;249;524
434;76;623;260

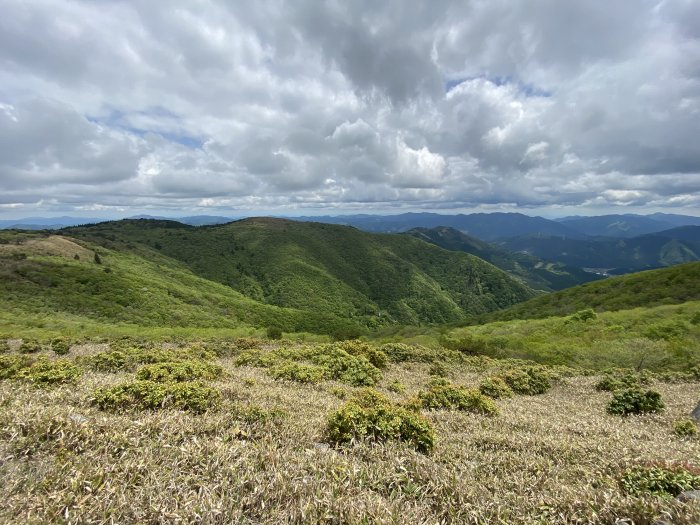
0;0;698;216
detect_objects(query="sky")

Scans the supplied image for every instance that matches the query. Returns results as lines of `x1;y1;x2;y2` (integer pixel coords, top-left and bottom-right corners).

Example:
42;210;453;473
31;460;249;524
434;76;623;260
1;0;699;219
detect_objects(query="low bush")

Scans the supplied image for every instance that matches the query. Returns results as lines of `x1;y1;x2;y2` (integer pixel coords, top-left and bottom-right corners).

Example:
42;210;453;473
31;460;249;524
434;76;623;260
0;354;36;380
428;362;449;377
84;346;216;373
380;342;458;364
595;368;653;392
51;338;71;355
607;387;664;416
93;380;220;413
500;367;551;395
479;376;513;399
674;419;698;438
619;464;700;497
135;360;225;383
17;358;83;386
0;339;10;353
387;380;406;394
19;339;43;354
331;341;387;370
266;326;283;340
419;379;499;416
309;348;381;386
268;361;326;384
569;308;597;322
326;389;435;453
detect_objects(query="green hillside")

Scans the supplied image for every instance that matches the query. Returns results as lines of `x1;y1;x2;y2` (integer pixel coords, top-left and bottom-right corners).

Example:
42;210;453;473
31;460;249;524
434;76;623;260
61;218;535;327
0;231;367;338
483;262;700;322
405;226;602;291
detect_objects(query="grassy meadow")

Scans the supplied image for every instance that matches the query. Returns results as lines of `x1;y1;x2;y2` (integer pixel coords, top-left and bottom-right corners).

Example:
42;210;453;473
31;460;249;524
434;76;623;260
1;337;699;524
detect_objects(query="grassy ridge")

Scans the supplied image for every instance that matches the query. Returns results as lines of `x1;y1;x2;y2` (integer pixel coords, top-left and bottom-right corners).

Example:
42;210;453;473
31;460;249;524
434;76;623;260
482;262;700;322
63;218;535;327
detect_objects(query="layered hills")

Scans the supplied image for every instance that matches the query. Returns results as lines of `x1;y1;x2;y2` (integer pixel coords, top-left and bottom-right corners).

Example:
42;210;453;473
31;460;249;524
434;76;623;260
0;218;536;336
405;226;602;291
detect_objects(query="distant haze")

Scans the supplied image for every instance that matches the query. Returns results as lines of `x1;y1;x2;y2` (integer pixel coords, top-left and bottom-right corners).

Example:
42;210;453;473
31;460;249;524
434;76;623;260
1;1;699;217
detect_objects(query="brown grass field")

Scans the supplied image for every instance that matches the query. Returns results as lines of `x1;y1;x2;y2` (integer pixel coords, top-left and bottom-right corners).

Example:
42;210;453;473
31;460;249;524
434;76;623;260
1;342;699;524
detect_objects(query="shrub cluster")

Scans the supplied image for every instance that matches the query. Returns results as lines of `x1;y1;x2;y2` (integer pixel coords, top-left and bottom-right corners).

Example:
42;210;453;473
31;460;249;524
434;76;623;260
419;378;499;416
326;389;435;453
93;380;220;413
1;355;82;386
606;387;664;416
268;361;326;384
379;342;461;364
135;360;225;383
19;339;43;354
235;344;383;386
674;419;698;438
84;346;216;373
595;368;653;392
479;376;513;399
499;367;551;395
50;338;72;355
619;464;700;497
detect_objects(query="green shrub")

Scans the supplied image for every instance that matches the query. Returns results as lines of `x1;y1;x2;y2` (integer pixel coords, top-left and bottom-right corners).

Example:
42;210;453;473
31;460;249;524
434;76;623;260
0;340;9;353
330;386;348;399
326;389;435;453
50;338;71;356
93;380;220;413
332;341;388;370
0;354;36;380
19;339;43;354
135;360;225;383
380;342;456;364
85;347;216;373
234;349;279;368
428;362;449;378
570;308;597;322
311;349;381;386
607;387;664;416
619;464;700;497
440;334;489;356
479;376;513;399
500;367;551;395
268;361;326;384
674;419;698;437
17;358;83;386
595;368;654;392
233;337;261;350
419;379;499;416
266;326;283;340
387;380;406;394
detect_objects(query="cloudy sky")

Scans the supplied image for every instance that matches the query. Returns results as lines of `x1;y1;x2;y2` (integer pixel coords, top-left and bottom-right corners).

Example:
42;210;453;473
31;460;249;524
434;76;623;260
1;0;699;218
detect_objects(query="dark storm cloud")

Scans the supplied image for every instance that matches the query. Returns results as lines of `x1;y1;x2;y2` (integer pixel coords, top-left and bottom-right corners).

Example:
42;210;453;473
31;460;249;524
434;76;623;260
0;0;698;216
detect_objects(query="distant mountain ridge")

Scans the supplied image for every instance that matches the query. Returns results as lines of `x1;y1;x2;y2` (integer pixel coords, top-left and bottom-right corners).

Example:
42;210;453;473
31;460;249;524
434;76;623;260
404;226;603;291
498;226;700;273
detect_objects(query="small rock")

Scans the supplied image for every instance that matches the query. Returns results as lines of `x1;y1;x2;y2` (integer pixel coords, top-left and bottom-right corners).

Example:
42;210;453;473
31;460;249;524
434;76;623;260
677;490;700;503
69;413;88;424
691;400;700;422
313;442;330;452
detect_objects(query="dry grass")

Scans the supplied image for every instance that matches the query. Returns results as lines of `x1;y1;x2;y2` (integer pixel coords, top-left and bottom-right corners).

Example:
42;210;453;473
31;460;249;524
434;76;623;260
1;343;699;524
0;235;93;260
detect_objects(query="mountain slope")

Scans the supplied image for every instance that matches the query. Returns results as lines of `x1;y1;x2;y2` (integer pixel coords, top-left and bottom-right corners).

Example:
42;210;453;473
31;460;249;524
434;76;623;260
483;262;700;322
404;226;603;291
0;232;365;336
63;218;536;327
